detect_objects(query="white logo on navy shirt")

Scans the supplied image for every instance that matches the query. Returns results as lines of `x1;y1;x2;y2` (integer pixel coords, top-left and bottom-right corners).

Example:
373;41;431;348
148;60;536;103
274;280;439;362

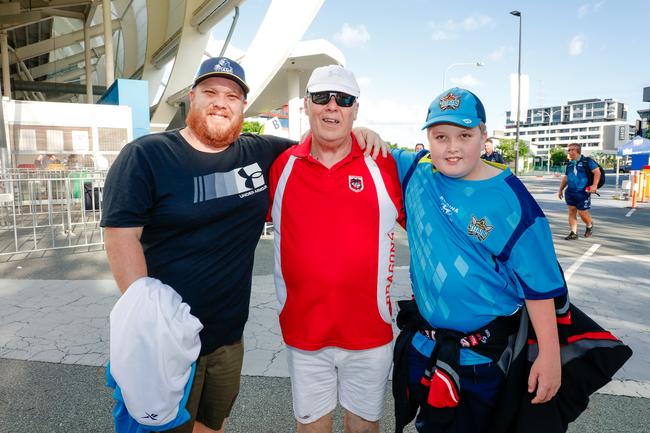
194;163;267;203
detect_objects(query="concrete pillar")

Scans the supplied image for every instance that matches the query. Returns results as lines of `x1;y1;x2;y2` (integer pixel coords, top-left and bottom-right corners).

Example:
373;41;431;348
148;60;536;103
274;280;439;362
0;32;10;98
102;0;115;87
287;70;301;141
84;21;93;103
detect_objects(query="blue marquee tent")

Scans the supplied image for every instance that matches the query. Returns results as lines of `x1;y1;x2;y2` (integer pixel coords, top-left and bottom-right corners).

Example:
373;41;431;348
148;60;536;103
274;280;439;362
617;136;650;156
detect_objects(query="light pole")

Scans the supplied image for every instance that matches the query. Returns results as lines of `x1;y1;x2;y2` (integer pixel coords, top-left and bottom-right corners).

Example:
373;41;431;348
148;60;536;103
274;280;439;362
539;109;554;174
537;108;559;173
442;62;485;91
510;10;522;175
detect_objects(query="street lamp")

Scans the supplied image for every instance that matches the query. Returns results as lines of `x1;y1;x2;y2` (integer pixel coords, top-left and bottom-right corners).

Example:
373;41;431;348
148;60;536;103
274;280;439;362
442;62;485;91
510;10;522;175
536;108;559;173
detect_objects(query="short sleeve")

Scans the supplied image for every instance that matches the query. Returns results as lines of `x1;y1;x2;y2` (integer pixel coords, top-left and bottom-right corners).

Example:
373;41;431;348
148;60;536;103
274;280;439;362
390;148;419;183
377;153;406;227
100;142;155;228
258;134;296;159
507;218;567;300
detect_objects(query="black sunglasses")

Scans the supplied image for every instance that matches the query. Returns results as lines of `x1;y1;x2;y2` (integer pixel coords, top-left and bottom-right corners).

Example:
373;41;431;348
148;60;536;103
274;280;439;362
309;91;357;108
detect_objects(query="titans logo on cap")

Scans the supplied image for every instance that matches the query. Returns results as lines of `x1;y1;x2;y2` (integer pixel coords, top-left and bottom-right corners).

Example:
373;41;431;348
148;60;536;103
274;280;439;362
214;58;233;73
439;92;461;111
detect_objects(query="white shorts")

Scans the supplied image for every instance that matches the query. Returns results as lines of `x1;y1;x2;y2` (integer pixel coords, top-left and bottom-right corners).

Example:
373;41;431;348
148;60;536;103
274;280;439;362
286;343;393;424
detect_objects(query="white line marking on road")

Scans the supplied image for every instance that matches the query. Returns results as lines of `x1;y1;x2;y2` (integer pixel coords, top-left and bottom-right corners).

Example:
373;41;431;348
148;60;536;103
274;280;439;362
564;243;601;282
625;208;636;217
597;379;650;398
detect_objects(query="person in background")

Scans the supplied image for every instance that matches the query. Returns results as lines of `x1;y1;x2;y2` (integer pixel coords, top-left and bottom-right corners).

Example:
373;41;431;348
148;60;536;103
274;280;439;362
480;137;504;164
558;142;600;240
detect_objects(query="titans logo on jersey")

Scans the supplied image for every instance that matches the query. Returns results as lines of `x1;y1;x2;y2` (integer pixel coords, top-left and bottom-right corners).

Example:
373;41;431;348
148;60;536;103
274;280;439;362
467;215;493;242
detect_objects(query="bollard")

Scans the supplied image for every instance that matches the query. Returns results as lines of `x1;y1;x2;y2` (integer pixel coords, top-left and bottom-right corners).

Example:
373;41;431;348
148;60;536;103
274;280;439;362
641;165;650;203
630;171;638;209
638;172;646;203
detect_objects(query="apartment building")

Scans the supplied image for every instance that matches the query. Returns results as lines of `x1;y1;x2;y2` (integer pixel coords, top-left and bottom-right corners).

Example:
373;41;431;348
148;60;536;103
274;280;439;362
502;98;632;156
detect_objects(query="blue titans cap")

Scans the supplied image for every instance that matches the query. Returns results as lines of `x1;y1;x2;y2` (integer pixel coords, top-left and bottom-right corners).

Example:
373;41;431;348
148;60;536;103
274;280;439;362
422;87;486;130
192;57;249;95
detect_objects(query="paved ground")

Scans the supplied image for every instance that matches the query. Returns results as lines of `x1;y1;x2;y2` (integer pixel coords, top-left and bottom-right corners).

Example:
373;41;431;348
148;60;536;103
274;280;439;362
0;175;648;432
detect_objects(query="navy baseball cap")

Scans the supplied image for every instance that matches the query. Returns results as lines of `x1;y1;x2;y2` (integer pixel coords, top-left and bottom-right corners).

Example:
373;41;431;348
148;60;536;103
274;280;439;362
192;57;249;95
422;87;486;130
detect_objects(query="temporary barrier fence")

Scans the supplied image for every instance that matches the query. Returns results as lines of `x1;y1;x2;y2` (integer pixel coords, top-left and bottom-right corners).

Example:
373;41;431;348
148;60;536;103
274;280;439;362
0;168;106;256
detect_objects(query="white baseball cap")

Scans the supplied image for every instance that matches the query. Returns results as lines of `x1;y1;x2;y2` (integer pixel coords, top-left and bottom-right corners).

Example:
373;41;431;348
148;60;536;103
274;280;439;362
306;65;360;97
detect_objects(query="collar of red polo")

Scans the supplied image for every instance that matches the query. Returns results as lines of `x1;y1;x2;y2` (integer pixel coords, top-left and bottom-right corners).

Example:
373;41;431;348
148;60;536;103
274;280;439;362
292;133;362;160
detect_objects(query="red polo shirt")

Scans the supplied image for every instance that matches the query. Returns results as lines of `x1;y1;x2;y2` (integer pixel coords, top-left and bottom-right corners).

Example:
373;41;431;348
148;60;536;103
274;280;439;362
268;134;405;351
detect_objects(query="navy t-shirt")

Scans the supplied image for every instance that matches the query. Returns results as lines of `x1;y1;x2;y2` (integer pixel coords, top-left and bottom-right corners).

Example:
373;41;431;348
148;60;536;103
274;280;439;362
101;130;294;354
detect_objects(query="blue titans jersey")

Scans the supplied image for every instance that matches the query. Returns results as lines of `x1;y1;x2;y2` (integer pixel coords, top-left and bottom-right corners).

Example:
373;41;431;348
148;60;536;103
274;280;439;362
392;149;567;364
565;155;598;191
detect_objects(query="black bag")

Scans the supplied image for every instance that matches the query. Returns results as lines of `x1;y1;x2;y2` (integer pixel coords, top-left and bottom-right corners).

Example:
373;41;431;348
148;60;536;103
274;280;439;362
584;157;605;189
83;182;102;211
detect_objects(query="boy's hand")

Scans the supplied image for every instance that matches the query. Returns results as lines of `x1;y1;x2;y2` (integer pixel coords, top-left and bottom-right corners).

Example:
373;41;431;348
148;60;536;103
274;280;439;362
528;351;561;404
352;127;388;159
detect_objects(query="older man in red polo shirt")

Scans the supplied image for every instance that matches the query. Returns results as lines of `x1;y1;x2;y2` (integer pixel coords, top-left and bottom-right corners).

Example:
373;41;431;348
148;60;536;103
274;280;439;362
268;65;405;433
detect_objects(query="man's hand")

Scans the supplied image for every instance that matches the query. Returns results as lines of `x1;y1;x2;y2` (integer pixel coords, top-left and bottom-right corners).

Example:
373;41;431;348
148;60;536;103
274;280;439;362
528;351;562;404
352;127;388;159
585;185;597;194
558;190;564;199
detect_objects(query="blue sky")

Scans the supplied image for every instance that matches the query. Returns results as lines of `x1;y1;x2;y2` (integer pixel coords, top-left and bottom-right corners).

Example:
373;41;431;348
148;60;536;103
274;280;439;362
212;0;650;147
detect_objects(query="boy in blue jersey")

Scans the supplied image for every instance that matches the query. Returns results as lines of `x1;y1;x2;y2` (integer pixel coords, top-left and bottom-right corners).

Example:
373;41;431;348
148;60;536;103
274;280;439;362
391;88;567;433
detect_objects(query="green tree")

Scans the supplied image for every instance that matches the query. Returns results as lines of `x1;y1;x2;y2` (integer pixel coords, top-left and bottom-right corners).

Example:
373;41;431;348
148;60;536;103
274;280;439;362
497;138;529;163
242;120;264;134
550;146;567;167
646;129;650;139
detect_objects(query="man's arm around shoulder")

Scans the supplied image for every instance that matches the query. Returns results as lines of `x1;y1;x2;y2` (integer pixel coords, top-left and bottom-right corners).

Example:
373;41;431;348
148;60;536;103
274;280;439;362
104;227;147;294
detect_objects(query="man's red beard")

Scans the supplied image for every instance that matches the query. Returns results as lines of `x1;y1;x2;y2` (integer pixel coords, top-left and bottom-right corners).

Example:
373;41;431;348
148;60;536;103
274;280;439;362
185;106;244;149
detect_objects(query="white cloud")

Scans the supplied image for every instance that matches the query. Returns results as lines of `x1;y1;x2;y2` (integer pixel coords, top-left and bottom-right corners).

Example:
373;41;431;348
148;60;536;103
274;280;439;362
569;35;585;56
429;15;492;42
429;19;459;41
463;15;494;31
356;97;428;147
450;74;481;87
487;46;508;62
431;29;457;41
334;23;370;48
578;1;605;18
356;76;372;90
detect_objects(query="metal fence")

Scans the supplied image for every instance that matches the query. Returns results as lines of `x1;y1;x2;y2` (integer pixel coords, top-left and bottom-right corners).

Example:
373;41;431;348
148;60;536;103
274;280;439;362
0;168;106;256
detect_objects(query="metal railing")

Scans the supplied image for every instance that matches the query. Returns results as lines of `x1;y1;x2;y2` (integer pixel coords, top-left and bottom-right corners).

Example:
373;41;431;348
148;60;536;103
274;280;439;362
0;168;107;256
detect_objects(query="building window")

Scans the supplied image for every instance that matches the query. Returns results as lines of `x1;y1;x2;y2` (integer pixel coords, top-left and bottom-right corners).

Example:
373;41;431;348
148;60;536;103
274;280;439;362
98;128;129;152
46;130;64;153
17;129;37;152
